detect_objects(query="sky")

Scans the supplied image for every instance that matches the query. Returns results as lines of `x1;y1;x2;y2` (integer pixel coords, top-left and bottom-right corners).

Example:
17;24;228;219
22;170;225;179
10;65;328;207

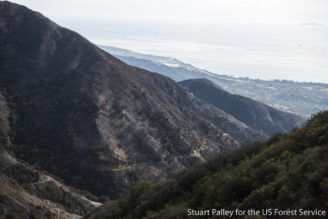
5;0;328;83
7;0;328;25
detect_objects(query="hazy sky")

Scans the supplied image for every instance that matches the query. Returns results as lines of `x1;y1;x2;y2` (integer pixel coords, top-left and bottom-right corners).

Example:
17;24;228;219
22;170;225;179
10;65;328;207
5;0;328;83
8;0;328;24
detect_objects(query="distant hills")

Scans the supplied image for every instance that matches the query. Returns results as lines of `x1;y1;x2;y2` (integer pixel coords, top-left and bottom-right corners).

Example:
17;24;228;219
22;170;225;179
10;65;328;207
100;46;328;117
179;79;305;136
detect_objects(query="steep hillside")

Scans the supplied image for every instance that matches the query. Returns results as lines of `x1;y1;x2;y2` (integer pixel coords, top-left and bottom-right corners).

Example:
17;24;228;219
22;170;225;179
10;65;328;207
0;152;101;219
0;1;265;199
87;111;328;219
101;46;328;117
0;92;10;150
179;79;305;136
1;92;99;219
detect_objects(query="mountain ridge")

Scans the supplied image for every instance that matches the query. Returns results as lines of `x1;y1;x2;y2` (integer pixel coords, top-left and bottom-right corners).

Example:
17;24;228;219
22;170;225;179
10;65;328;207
0;1;266;200
0;2;320;218
179;78;305;136
100;45;328;117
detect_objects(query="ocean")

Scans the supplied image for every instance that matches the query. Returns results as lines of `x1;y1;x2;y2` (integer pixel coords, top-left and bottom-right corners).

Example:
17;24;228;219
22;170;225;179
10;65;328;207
55;18;328;83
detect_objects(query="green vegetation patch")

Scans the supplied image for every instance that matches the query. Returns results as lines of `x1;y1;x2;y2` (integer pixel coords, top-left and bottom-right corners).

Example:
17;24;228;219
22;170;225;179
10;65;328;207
87;111;328;219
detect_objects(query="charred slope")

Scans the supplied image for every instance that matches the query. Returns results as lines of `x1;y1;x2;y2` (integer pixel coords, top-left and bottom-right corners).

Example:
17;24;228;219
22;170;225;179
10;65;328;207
179;79;305;136
0;92;100;219
0;2;265;199
87;111;328;219
0;151;102;219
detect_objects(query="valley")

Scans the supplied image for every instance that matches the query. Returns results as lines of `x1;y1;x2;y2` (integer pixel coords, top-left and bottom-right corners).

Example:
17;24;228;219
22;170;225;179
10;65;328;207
0;1;326;218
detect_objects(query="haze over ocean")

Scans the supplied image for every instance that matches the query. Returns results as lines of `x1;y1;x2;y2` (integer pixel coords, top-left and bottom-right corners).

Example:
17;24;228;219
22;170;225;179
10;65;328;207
55;18;328;83
9;0;328;83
